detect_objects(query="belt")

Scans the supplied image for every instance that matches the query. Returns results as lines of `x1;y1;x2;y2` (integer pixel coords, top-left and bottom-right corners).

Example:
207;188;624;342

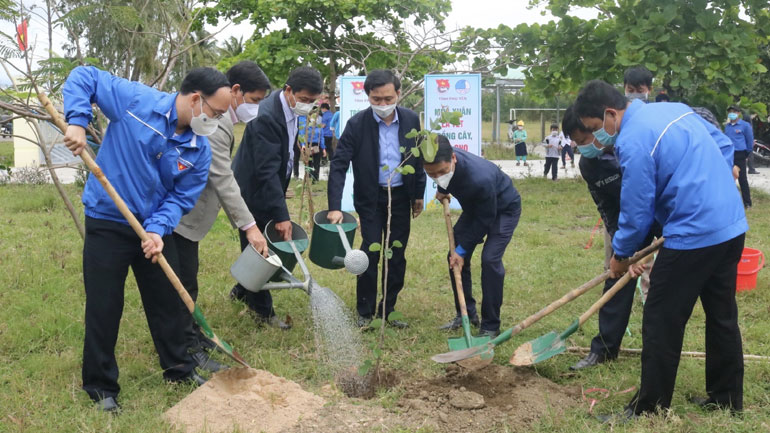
379;185;405;191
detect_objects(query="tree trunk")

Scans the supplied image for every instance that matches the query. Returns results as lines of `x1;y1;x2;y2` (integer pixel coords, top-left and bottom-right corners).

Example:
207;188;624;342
329;51;338;112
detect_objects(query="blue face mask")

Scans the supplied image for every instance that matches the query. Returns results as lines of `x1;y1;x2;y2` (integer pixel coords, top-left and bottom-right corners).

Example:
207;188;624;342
728;113;738;121
577;142;603;159
593;111;618;146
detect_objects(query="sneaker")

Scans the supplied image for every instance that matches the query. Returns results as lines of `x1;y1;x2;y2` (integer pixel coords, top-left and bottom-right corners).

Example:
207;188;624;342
569;352;607;370
95;396;121;413
476;329;499;338
523;162;529;166
596;407;638;424
255;314;292;330
357;315;372;329
688;395;741;413
438;315;480;330
191;349;228;373
516;161;520;166
387;319;409;329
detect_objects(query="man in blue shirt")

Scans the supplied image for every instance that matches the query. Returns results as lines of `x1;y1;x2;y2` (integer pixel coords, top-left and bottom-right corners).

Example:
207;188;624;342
574;80;748;420
320;102;335;161
298;114;327;182
62;66;231;411
724;105;755;208
327;70;426;328
423;136;521;338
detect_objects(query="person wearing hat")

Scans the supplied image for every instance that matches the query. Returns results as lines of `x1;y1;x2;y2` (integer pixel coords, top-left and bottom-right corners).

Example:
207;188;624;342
724;105;755;208
513;120;528;166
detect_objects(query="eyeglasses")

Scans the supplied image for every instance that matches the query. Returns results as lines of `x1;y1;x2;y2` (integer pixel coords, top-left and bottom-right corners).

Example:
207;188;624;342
201;96;224;120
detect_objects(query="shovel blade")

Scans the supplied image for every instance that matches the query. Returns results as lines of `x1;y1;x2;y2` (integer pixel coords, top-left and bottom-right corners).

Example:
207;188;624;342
510;331;567;366
447;334;491;352
432;342;494;364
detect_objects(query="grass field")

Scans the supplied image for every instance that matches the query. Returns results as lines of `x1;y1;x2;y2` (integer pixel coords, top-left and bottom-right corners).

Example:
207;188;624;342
0;140;13;168
1;176;769;432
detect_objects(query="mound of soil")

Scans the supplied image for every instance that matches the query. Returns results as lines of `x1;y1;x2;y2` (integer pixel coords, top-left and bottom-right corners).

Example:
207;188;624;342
164;368;324;433
286;364;579;433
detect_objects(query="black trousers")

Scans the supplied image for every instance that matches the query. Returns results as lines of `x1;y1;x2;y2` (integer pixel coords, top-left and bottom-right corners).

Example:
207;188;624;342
293;142;301;179
231;221;275;318
589;275;638;358
172;232;214;351
310;145;322;181
357;186;411;318
448;205;520;332
544;157;559;179
627;234;745;414
324;135;334;161
82;217;194;402
561;145;574;166
734;150;752;207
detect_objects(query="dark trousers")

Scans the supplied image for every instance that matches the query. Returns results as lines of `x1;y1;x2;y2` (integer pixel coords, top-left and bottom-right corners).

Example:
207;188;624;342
293;142;301;178
561;145;574;166
324;135;334;161
589;275;638;358
544;157;559;180
357;186;411;318
172;233;214;351
734;150;752;207
747;151;756;172
627;234;745;414
448;205;520;332
231;222;275;318
82;217;194;402
310;145;322;181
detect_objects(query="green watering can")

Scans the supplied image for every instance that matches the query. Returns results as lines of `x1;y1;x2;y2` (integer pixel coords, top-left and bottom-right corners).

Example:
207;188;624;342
309;210;369;275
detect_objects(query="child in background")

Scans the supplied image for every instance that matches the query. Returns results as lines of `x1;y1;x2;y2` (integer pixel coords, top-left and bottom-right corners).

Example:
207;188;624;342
542;123;561;180
560;130;575;169
513;120;528;166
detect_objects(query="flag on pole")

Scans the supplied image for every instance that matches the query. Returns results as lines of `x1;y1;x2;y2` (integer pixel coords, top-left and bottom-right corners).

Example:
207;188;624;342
16;20;28;51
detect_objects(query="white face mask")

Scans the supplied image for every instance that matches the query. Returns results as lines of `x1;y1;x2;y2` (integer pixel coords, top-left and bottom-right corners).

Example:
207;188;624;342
288;91;314;116
551;131;559;137
372;103;397;118
190;98;218;136
435;170;454;189
235;93;260;123
626;92;649;102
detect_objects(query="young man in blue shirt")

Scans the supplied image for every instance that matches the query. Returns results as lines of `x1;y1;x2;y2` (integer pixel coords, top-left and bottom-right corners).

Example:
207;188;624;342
574;80;748;421
63;66;231;411
724;105;755;208
423;136;521;338
320;102;335;161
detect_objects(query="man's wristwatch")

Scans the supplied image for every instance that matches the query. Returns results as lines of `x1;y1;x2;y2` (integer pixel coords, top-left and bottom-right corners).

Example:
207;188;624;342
612;252;630;262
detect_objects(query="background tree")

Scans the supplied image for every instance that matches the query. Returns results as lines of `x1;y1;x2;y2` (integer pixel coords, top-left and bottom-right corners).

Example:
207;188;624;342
206;0;452;109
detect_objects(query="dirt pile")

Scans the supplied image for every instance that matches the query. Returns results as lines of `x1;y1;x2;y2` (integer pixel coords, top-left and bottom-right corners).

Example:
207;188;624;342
287;364;580;433
164;368;324;433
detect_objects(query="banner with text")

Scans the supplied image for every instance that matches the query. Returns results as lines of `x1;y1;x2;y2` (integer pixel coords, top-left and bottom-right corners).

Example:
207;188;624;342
423;74;481;209
338;76;369;212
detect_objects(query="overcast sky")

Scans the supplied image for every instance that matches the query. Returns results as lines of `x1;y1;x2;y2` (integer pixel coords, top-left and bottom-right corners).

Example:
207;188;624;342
0;0;597;86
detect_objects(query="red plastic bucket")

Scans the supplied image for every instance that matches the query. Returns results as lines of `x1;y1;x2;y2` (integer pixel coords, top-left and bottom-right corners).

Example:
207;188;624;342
736;248;764;292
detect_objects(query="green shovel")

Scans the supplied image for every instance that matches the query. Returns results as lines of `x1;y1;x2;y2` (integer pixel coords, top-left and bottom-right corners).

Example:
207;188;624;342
510;251;657;367
441;199;491;363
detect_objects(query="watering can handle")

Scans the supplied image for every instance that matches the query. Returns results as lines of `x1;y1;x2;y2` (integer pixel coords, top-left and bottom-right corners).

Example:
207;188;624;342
336;224;353;253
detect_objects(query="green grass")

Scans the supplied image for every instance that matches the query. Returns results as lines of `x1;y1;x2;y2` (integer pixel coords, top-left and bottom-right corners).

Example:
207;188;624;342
0;140;13;168
2;178;770;432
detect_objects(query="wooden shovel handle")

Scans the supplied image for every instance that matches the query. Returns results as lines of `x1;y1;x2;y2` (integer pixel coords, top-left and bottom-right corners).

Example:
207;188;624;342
442;198;468;314
38;92;196;314
515;237;664;330
578;252;655;325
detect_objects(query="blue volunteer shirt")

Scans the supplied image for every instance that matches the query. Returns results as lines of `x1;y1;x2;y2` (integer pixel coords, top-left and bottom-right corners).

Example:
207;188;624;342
330;111;341;139
374;109;403;187
298;116;325;149
62;66;212;236
321;110;334;138
723;118;754;152
612;100;747;257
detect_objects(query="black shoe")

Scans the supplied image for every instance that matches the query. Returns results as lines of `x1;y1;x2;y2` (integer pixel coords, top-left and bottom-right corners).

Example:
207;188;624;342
229;285;245;302
749;170;759;174
95;396;120;413
195;333;217;352
438;315;480;330
387;319;409;329
596;407;637;424
570;352;607;371
688;395;740;413
357;315;372;329
477;329;499;338
191;350;228;373
256;314;292;330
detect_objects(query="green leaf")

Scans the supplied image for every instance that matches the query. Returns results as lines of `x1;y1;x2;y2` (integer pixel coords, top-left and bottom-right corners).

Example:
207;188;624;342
410;147;420;157
384;328;397;338
405;129;419;139
381;164;389;172
358;360;372;377
368;242;381;252
387;311;404;321
422;133;438;163
372;347;383;359
392;240;403;248
401;165;415;175
369;318;383;329
429;119;441;130
385;248;394;259
399;146;406;153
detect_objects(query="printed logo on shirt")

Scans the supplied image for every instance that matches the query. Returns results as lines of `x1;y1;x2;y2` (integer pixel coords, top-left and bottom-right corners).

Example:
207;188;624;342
177;157;193;172
595;174;620;188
